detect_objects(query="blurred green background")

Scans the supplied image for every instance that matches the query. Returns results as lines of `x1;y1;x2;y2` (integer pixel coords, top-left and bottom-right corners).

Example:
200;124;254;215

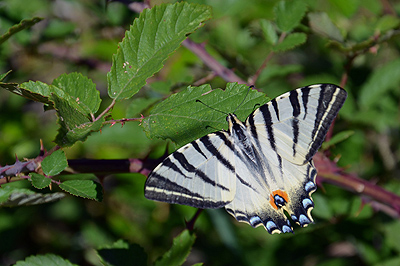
1;0;400;265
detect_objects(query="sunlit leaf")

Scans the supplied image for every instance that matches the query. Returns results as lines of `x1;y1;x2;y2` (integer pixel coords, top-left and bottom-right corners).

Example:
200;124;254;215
142;83;269;147
108;3;212;100
41;149;68;176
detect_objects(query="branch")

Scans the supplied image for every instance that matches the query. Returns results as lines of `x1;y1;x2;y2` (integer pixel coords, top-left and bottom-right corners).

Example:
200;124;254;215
314;152;400;217
182;40;246;84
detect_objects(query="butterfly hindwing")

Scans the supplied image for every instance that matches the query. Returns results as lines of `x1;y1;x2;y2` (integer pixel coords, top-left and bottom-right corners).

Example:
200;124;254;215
145;131;236;209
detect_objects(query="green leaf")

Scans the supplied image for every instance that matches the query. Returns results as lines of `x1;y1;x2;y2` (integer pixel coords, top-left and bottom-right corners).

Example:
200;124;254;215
41;149;68;176
154;230;196;266
260;19;278;45
0;17;43;45
0;70;12;82
14;254;78;266
51;93;105;147
52;73;101;115
308;12;344;42
18;80;58;107
321;130;354;150
273;32;307;52
107;2;212;100
30;173;51;189
375;15;400;34
59;180;103;201
142;83;269;147
359;59;400;108
97;240;147;266
274;0;307;32
0;186;65;207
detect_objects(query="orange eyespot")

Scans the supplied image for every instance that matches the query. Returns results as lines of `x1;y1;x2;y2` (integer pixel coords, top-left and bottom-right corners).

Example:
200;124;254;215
269;190;289;210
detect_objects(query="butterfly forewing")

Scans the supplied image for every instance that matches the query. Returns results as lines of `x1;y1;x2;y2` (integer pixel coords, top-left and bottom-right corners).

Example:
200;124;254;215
247;84;347;165
144;84;347;234
145;131;236;209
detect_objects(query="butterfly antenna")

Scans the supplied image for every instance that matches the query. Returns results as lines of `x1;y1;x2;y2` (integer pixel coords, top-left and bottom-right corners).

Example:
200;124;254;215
196;99;228;115
233;85;254;113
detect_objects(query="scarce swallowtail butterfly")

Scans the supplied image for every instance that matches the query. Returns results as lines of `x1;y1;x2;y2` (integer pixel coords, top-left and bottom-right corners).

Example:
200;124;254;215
145;84;347;234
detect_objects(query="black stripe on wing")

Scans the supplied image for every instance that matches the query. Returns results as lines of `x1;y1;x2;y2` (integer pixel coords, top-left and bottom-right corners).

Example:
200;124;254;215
200;134;235;173
305;84;347;162
301;86;311;120
145;173;229;208
172;151;230;191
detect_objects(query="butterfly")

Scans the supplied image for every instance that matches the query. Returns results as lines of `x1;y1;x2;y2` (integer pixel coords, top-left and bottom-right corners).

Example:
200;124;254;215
145;84;347;234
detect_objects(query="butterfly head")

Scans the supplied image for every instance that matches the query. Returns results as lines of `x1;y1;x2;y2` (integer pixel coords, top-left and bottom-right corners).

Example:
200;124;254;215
226;113;246;135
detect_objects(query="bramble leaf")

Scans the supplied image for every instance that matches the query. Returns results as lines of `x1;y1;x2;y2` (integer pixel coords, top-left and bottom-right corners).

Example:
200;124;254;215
273;32;307;52
41;149;68;176
59;180;103;201
154;230;196;266
107;2;212;100
30;173;51;189
142;83;269;147
274;0;307;32
14;254;78;266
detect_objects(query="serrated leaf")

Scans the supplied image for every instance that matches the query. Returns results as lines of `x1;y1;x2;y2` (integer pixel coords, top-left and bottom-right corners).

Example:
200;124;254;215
18;80;59;107
142;83;269;147
0;17;43;45
0;186;65;207
321;130;354;150
274;0;307;32
59;180;103;201
30;173;51;189
260;19;278;45
97;241;147;266
308;12;344;42
0;80;54;108
359;59;400;108
51;93;105;147
52;73;101;114
155;230;196;266
14;254;78;266
107;2;212;100
41;149;68;176
273;32;307;52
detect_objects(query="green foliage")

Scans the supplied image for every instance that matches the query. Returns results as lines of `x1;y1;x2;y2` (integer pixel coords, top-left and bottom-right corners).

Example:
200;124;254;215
273;32;307;51
0;0;400;265
29;173;51;189
14;254;78;266
308;12;344;42
274;0;307;32
107;2;212;100
41;149;68;176
97;240;147;266
59;180;103;201
142;83;269;147
154;230;196;266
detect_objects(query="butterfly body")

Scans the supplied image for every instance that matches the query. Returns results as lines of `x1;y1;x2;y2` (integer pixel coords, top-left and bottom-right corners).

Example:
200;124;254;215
145;84;347;234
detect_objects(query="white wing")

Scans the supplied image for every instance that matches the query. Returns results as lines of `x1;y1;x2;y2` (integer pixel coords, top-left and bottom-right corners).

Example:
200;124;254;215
247;84;347;165
145;131;236;209
225;84;346;233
